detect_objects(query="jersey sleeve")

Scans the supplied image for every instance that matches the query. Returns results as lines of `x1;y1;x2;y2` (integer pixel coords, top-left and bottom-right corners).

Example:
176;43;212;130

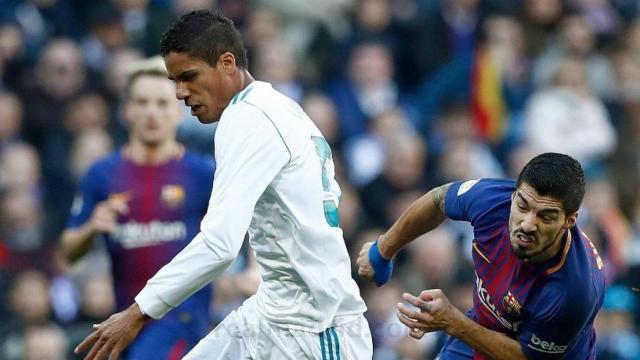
444;178;514;233
135;103;290;319
517;285;584;359
65;162;107;229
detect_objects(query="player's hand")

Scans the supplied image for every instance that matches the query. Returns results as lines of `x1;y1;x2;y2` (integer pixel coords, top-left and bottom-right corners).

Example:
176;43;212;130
88;200;129;234
396;289;463;339
356;241;375;281
75;303;148;360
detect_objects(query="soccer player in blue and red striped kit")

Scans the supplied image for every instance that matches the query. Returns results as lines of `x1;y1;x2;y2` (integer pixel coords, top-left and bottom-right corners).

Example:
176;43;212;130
60;57;215;359
358;153;605;359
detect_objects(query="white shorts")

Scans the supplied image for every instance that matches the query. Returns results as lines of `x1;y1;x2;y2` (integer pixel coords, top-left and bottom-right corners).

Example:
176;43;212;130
183;297;372;359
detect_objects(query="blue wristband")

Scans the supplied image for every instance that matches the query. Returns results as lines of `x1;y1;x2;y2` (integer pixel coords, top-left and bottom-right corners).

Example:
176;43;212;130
368;241;393;286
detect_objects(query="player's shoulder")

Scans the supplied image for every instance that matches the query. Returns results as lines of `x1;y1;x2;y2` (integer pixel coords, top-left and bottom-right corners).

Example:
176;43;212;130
84;151;122;179
446;178;515;212
450;178;515;197
224;81;293;119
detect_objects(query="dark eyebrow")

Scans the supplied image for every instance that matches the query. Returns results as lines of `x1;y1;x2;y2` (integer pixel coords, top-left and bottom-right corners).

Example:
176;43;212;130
516;193;528;206
171;70;197;82
539;208;560;216
517;193;560;215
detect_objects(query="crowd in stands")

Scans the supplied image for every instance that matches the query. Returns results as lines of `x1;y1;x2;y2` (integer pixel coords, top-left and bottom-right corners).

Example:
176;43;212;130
0;0;639;358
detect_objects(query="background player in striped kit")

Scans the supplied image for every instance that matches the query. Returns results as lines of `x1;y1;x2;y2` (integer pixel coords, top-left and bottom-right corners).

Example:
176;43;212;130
60;56;217;359
74;10;372;360
358;153;605;359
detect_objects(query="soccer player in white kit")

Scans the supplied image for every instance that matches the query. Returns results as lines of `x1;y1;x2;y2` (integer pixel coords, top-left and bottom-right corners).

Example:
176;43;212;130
75;9;373;360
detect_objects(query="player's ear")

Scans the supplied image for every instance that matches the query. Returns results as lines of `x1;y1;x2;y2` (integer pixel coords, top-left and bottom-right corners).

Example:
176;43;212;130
564;212;578;229
218;52;236;74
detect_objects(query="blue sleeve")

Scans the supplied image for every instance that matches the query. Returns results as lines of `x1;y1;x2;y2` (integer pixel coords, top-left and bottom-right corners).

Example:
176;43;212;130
66;163;108;229
518;285;584;359
444;178;514;233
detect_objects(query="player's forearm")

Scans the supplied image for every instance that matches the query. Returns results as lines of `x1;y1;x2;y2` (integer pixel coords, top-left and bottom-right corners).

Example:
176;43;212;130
60;224;97;264
378;184;450;258
136;232;238;319
449;313;527;360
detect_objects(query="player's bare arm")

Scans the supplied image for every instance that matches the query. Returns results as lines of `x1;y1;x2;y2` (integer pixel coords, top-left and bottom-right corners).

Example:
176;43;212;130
60;199;129;263
357;183;451;282
398;290;526;360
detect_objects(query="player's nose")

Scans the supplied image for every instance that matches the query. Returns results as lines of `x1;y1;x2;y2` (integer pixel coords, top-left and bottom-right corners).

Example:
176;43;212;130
176;86;189;100
521;213;537;232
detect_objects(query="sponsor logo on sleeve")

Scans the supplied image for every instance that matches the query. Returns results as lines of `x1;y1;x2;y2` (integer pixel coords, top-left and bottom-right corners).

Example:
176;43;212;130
527;334;568;354
457;179;480;196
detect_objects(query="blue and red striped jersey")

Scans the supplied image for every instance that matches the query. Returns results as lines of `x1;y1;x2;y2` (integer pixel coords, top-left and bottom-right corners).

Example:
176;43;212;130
67;150;214;331
444;178;605;359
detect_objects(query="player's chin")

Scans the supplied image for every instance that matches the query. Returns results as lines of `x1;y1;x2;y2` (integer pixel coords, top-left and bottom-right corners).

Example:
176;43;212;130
510;242;535;260
196;113;219;124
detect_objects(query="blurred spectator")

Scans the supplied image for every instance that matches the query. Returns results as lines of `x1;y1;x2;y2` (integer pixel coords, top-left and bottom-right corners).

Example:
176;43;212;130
524;56;616;168
360;134;427;226
64;274;115;355
582;177;633;282
173;0;218;15
345;108;414;186
402;0;483;87
81;3;127;73
0;3;638;359
0;91;23;149
608;50;640;217
437;138;504;182
520;0;566;57
413;14;530;143
21;37;86;153
402;228;461;294
327;41;404;144
302;93;340;146
338;181;368;247
596;284;640;359
0;0;80;62
63;93;109;135
254;38;303;102
68;129;113;181
569;0;621;38
0;270;52;360
22;323;69;360
532;14;616;100
0;191;47;266
0;22;25;89
244;7;282;70
0;142;41;193
111;0;174;56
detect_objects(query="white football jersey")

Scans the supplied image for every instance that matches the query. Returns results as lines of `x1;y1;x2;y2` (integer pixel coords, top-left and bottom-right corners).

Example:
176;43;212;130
136;81;367;331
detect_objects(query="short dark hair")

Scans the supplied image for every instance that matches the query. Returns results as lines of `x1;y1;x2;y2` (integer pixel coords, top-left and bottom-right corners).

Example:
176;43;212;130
160;10;248;68
516;153;585;214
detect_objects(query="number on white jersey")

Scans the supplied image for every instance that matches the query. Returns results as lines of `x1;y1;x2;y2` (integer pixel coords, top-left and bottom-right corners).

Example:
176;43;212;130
311;136;340;227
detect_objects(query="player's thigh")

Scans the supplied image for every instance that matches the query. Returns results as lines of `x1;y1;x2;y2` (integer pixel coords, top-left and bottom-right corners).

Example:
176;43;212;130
331;315;373;360
288;315;373;360
182;309;251;360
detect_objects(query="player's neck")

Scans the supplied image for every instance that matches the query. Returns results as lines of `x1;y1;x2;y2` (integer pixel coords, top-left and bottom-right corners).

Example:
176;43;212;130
238;70;255;92
124;140;183;165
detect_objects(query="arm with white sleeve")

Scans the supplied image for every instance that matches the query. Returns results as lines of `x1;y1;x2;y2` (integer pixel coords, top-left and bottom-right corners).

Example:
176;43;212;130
135;104;290;319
